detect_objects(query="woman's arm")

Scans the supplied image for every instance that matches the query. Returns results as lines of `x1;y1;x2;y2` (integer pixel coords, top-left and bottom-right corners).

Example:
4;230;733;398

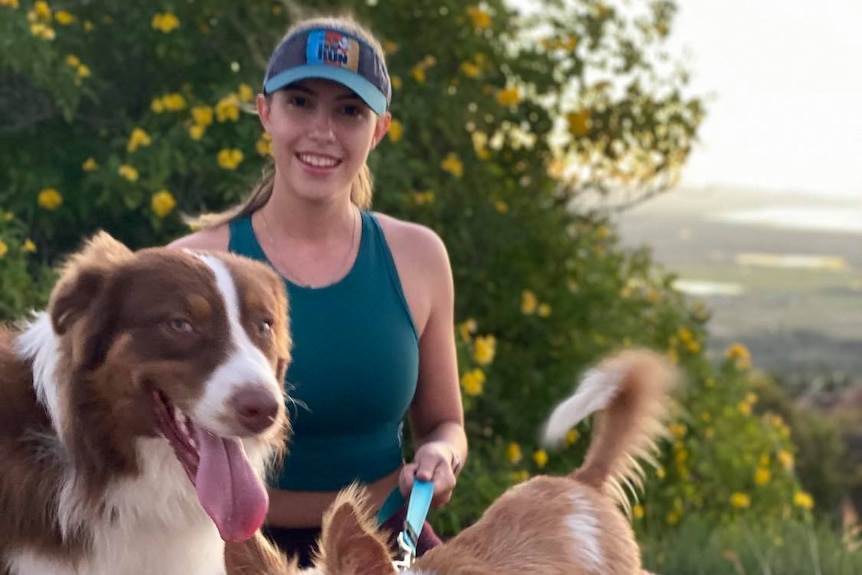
390;222;466;507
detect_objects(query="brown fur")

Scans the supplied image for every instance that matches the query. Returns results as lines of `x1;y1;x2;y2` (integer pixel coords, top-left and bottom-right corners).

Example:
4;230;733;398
0;232;292;570
308;349;677;575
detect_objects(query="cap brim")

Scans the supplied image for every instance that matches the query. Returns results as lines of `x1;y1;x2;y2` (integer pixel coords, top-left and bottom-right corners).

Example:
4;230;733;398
264;66;388;115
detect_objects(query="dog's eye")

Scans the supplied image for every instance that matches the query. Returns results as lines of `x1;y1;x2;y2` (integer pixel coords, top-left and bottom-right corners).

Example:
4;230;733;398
167;318;194;333
257;319;273;336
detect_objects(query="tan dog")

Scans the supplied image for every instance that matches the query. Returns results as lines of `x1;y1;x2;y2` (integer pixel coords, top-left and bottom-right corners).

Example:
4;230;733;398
302;348;676;575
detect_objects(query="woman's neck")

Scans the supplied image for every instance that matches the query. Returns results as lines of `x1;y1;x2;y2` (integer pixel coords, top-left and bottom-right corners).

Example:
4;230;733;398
258;187;357;243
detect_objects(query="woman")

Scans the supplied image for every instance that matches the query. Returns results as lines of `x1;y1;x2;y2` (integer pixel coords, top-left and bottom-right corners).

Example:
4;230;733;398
170;15;467;567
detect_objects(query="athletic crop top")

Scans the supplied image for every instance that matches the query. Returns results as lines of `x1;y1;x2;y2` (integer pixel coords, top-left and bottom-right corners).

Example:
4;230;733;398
228;211;419;491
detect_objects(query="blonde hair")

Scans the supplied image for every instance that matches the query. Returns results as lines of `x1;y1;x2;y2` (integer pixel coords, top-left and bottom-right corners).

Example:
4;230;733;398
187;15;385;230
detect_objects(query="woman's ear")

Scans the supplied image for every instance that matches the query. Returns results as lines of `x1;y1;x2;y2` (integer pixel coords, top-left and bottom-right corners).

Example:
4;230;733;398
257;93;271;130
371;112;391;149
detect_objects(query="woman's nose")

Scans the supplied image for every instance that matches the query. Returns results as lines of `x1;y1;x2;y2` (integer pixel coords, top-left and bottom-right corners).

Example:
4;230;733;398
307;108;336;141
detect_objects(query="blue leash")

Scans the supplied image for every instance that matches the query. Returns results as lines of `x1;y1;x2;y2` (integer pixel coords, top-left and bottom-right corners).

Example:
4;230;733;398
392;479;434;570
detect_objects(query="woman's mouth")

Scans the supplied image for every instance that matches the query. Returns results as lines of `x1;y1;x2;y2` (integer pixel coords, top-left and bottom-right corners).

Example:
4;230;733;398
296;152;342;169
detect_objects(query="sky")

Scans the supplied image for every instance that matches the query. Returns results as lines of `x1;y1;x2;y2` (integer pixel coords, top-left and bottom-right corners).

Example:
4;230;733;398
670;0;862;198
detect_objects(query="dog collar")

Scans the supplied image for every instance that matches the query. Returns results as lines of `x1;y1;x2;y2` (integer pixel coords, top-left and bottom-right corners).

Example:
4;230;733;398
393;479;434;570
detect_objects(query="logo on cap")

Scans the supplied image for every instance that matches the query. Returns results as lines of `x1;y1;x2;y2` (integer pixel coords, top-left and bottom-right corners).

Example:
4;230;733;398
308;30;359;72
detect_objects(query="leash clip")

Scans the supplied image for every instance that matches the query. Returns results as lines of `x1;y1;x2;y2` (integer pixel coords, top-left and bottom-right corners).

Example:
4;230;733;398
391;479;433;571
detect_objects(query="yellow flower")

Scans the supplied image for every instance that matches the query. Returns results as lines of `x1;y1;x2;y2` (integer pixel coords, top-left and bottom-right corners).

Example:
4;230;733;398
458;319;477;343
37;187;62;210
382;40;399;55
54;9;74;24
191;105;214;127
669;423;687;439
127;128;152;152
532;449;548;469
730;492;751;509
0;0;20;9
118;164;139;182
188;125;205;140
83;20;94;31
159;93;186;112
76;64;91;79
22;239;37;253
150;190;177;218
237;83;255;103
82;157;99;172
567;110;591;137
387;119;403;143
412;191;435;205
0;240;7;258
521;290;537;314
632;504;644;520
460;368;486;397
510;470;530;484
217;148;244;170
777;450;794;471
537;303;551;317
2;211;13;222
151;98;165;114
754;468;771;486
793;491;814;510
565;429;579;445
737;401;752;416
440;153;463;178
33;0;50;19
495;87;521;107
725;343;751;369
30;22;55;40
255;136;272;156
410;64;426;84
460;61;481;79
467;6;491;29
506;442;522;464
215;95;240;122
64;54;80;67
473;335;496;365
151;12;180;33
391;76;403;91
494;200;508;213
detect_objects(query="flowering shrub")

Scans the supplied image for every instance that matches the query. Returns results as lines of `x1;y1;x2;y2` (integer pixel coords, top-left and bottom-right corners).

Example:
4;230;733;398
1;0;814;541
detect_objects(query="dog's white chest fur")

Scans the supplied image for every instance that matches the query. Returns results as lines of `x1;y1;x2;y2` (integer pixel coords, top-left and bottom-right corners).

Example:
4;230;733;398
6;439;227;575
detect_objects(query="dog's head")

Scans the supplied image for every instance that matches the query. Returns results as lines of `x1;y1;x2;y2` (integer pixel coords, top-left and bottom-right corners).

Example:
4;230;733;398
47;231;291;541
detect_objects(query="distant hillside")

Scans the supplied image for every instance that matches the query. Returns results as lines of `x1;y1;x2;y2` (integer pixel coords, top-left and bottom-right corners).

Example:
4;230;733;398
614;185;862;380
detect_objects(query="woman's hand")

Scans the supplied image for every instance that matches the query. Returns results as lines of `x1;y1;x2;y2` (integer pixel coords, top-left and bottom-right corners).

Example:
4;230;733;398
398;441;460;507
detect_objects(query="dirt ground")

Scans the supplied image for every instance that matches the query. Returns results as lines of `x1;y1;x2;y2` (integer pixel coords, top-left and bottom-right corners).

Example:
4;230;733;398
614;185;862;382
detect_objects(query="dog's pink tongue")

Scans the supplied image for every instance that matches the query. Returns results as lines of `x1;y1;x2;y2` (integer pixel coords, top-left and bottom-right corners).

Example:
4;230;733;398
195;428;268;542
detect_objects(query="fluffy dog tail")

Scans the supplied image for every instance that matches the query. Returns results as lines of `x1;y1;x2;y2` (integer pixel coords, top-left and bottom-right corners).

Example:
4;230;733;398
541;349;677;504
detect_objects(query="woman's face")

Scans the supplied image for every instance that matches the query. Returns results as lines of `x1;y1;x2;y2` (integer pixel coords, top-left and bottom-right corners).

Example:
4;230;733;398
257;78;390;205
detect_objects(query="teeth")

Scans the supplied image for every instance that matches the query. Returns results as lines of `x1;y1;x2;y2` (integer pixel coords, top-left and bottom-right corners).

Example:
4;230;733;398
299;153;339;168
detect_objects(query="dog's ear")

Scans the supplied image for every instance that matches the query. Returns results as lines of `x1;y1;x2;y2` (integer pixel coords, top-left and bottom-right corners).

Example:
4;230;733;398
316;485;396;575
49;232;133;370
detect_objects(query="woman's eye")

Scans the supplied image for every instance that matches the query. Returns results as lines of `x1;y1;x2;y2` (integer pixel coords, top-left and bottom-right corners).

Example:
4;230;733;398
167;318;194;333
341;104;367;118
288;95;309;108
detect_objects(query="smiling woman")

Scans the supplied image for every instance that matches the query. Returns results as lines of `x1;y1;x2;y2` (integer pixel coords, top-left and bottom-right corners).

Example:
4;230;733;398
168;13;467;569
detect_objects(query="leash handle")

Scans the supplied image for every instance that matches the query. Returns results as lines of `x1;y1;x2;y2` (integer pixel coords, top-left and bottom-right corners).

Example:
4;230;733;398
404;479;434;545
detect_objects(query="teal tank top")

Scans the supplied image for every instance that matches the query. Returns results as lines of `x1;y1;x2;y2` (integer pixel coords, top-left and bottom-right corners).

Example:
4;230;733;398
228;211;419;491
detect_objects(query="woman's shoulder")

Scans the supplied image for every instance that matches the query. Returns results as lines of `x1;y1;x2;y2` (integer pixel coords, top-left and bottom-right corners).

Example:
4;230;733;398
371;212;448;262
167;223;231;251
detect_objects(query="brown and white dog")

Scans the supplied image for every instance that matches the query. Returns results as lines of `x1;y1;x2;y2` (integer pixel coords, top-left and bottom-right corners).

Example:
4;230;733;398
0;233;291;575
299;348;676;575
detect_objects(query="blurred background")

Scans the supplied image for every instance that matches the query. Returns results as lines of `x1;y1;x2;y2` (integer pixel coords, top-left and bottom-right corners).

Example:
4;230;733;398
1;1;859;573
